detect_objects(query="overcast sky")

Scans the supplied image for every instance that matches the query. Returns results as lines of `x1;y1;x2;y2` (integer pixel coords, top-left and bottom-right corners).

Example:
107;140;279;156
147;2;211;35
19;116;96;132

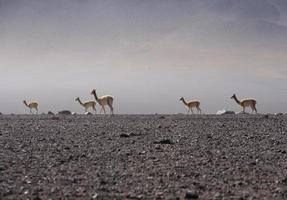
1;0;287;114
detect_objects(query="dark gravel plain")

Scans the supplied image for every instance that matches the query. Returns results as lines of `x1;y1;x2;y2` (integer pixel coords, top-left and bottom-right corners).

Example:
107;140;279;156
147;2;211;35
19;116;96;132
1;114;287;200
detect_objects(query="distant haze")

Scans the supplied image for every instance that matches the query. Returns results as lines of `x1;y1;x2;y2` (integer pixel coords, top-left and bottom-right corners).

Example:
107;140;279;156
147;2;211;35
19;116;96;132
1;0;287;114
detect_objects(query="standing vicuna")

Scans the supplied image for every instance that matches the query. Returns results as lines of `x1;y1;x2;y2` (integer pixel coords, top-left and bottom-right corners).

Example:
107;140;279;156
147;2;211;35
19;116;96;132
180;97;201;114
23;100;38;114
91;89;114;115
231;94;257;113
75;97;97;113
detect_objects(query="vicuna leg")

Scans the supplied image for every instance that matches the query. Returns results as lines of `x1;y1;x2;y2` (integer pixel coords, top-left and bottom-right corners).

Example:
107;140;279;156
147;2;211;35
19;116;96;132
93;106;97;114
102;106;106;114
197;106;201;114
108;99;114;115
252;105;257;114
109;105;114;115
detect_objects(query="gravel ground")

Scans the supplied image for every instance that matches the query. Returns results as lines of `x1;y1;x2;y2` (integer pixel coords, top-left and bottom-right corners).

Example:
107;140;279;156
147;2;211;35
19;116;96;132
1;114;287;200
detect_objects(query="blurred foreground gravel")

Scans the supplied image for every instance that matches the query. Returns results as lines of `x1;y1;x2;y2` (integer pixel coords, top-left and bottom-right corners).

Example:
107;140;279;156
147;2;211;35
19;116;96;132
1;114;287;200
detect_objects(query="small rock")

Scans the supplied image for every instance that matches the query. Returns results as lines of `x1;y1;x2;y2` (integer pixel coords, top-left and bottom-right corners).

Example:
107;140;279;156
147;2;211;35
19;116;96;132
58;110;72;115
120;132;136;138
155;192;164;197
159;116;165;119
154;139;174;145
100;179;107;185
48;111;54;115
0;112;2;115
51;116;60;120
185;190;198;199
129;132;137;136
139;151;146;155
26;179;32;184
262;114;269;119
157;124;162;129
249;161;257;166
85;112;92;115
120;133;130;138
92;192;98;199
51;187;57;193
216;110;235;115
281;176;287;184
72;112;77;115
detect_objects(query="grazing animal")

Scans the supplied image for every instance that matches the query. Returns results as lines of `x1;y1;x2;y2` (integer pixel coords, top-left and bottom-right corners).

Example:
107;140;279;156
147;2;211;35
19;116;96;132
179;97;201;114
231;94;257;113
75;97;96;113
23;100;38;114
91;89;114;115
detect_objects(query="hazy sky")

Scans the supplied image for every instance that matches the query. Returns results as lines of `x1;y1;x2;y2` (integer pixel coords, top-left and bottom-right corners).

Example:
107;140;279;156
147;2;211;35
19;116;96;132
1;0;287;114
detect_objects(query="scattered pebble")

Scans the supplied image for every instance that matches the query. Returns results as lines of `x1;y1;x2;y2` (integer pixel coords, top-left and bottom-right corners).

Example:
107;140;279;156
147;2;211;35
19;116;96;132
120;132;136;138
92;192;98;199
185;190;198;199
120;133;130;138
154;139;174;144
48;111;54;115
58;110;72;115
51;116;60;120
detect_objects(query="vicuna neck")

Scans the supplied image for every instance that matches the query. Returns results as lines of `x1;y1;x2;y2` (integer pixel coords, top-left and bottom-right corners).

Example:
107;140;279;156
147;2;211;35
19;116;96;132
233;95;241;105
23;101;29;107
181;98;188;106
93;92;99;102
77;99;84;106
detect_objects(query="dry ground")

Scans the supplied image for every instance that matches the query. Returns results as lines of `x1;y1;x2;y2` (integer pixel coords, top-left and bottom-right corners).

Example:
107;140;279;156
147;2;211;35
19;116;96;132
1;114;287;199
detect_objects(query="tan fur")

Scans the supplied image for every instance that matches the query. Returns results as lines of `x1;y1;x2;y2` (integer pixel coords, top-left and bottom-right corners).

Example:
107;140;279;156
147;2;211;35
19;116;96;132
23;100;38;114
231;94;257;113
91;89;114;115
180;97;202;114
75;97;97;113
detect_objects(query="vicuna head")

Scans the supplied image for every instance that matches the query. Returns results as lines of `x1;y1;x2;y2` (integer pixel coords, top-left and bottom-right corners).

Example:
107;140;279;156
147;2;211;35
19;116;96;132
91;89;96;95
231;94;236;99
75;97;80;101
179;97;184;101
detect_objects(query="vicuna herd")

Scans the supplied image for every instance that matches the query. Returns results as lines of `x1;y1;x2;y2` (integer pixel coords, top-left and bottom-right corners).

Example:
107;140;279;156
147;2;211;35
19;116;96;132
179;94;257;114
23;90;257;115
24;89;114;115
